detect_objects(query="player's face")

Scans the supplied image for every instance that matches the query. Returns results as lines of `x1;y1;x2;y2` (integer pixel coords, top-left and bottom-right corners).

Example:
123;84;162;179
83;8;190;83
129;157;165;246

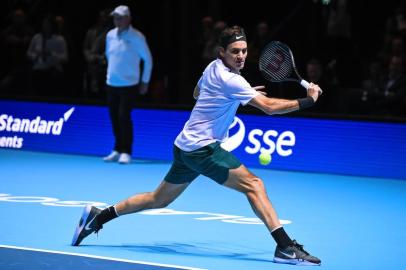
220;41;247;72
113;15;131;31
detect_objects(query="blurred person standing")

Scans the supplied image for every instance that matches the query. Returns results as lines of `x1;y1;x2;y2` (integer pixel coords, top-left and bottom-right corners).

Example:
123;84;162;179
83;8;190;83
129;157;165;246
54;15;78;97
103;5;153;164
357;59;385;115
0;9;33;93
83;9;111;97
378;35;406;66
378;55;406;116
201;20;227;68
244;21;271;86
26;15;68;97
246;21;271;66
304;58;336;113
324;0;361;87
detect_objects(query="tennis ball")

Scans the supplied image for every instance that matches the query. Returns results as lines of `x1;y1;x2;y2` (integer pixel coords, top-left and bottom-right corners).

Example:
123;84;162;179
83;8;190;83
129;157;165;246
259;152;272;165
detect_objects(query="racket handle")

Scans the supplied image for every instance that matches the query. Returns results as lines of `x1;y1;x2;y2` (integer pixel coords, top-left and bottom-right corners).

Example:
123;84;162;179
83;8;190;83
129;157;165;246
300;79;310;90
300;79;323;94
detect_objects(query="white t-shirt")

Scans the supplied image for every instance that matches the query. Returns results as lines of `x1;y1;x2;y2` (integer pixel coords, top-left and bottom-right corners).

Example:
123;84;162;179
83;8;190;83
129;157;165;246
175;59;259;151
105;26;153;87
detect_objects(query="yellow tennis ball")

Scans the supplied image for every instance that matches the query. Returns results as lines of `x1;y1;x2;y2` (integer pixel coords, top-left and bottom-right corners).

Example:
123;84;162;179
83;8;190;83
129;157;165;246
259;152;272;165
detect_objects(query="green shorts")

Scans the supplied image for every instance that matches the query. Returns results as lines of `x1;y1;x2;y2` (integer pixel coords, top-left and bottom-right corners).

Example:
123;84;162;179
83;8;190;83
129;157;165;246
164;142;242;185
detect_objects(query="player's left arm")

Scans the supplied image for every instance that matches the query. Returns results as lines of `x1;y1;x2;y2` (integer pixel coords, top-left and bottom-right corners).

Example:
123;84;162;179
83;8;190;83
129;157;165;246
193;85;200;100
138;36;153;85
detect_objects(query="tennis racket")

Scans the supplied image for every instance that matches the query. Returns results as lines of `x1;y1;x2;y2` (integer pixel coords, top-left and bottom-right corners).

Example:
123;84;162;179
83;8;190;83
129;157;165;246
258;41;322;94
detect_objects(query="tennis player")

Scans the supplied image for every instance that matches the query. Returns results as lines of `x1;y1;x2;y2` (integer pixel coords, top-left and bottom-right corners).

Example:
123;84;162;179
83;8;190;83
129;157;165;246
72;25;321;266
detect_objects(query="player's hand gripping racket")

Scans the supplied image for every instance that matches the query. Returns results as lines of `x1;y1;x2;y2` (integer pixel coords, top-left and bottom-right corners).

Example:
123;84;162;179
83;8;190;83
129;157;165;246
259;41;322;94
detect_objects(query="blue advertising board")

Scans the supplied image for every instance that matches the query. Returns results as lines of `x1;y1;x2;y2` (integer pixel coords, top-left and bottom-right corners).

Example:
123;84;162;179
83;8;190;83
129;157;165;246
1;100;406;179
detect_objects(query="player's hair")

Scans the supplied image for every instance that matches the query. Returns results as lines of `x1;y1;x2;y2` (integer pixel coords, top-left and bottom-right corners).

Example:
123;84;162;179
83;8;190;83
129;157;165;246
219;25;247;49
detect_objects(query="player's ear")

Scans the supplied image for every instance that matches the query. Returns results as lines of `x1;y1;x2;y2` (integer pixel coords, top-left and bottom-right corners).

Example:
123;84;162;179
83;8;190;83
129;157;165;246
219;47;225;58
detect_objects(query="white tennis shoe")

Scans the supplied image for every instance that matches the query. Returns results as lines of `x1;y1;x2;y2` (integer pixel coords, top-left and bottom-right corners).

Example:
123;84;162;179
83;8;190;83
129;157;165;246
118;153;131;164
103;151;120;162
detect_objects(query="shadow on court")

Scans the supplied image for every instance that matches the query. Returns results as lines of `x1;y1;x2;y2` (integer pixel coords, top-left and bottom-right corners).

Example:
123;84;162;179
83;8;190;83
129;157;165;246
82;242;274;263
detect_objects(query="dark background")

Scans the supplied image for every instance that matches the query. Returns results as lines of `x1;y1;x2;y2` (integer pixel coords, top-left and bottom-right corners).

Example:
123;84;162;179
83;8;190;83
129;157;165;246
1;0;406;120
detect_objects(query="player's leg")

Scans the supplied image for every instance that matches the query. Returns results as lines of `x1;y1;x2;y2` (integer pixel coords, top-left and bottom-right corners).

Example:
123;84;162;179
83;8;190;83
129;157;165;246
223;164;281;231
181;142;280;230
71;180;189;246
72;145;199;246
188;142;320;265
115;180;190;215
223;165;321;265
112;143;203;215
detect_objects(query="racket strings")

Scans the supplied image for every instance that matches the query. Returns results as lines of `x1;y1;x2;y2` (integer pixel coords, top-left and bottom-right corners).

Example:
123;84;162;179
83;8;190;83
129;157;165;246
259;42;294;82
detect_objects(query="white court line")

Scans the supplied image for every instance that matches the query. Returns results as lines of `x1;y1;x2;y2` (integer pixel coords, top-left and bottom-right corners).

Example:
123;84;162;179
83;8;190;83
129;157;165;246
0;244;207;270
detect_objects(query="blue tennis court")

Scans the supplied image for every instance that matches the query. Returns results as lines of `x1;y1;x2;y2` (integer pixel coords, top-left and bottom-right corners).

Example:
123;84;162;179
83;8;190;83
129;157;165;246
1;148;405;270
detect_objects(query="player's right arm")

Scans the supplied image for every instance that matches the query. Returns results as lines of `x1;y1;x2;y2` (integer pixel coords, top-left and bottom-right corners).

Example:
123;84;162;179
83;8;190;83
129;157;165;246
248;94;300;115
248;83;320;115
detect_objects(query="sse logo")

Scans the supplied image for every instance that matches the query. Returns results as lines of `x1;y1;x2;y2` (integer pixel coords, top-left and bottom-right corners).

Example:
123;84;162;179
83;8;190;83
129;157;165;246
221;116;296;157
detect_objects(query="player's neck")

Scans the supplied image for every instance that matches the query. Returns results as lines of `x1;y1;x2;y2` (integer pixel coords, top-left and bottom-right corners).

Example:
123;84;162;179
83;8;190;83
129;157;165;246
117;25;130;34
221;58;240;74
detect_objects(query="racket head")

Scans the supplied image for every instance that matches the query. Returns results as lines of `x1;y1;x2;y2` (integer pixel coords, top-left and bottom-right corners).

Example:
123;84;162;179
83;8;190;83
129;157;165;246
258;41;301;83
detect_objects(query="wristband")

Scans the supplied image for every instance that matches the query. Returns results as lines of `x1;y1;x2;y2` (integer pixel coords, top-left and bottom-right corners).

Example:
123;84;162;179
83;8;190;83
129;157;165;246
297;97;315;110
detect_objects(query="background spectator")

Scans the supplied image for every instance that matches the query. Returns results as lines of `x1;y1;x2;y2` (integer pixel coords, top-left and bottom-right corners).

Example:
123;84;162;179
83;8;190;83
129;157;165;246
244;21;272;86
0;9;33;94
26;14;68;97
83;9;111;98
378;55;406;116
201;20;227;68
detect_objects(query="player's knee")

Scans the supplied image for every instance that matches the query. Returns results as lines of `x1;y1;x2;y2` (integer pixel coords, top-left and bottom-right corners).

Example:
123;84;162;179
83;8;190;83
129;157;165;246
150;192;173;208
154;199;172;209
159;199;172;208
246;177;265;194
